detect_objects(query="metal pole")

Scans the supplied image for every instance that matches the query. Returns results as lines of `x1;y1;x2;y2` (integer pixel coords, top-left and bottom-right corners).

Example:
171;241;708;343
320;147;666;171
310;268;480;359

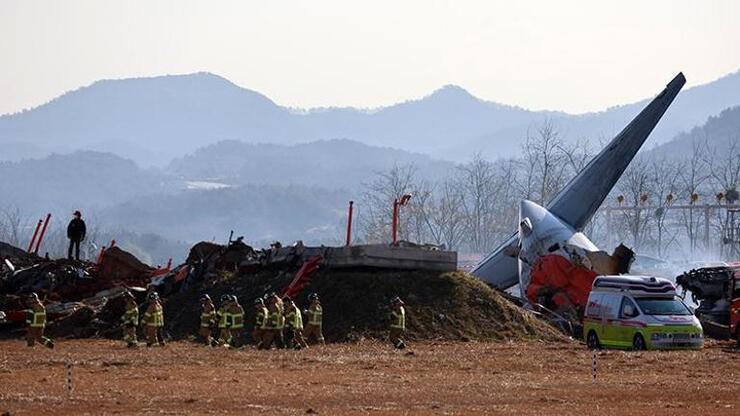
27;219;42;253
704;204;711;249
345;201;354;246
33;214;51;255
391;199;399;245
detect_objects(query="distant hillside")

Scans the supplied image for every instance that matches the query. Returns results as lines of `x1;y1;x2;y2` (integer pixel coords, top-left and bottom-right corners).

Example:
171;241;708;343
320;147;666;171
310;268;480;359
167;139;456;188
2;71;740;166
0;151;173;214
99;184;351;245
645;106;740;158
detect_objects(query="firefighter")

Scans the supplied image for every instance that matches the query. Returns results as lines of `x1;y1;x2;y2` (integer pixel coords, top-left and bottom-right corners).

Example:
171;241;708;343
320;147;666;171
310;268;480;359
274;293;285;348
121;291;139;348
284;297;308;349
227;295;245;348
252;297;268;347
141;292;165;347
389;296;406;349
199;294;216;346
216;294;232;346
303;293;324;345
258;294;284;350
25;293;54;349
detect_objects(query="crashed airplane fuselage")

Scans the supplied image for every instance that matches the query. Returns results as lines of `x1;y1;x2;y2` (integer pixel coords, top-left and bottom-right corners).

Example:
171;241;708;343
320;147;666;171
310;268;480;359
472;73;686;297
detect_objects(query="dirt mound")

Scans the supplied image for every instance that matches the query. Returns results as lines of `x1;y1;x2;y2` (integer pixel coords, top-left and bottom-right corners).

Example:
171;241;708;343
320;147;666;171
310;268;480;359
98;246;154;281
164;268;565;343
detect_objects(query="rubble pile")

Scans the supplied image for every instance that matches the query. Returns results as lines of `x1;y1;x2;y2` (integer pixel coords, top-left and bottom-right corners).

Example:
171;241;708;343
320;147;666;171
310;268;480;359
0;241;153;338
2;238;565;343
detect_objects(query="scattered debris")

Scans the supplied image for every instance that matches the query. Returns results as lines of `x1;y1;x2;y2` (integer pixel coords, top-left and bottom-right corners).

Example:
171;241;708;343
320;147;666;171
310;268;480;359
1;238;564;343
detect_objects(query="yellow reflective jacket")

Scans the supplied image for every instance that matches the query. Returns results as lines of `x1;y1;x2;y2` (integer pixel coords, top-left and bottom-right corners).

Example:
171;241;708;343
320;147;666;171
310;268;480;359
217;306;230;329
143;302;164;327
285;305;303;330
390;306;405;330
121;302;139;325
26;303;46;328
307;304;323;326
229;304;245;329
200;303;215;327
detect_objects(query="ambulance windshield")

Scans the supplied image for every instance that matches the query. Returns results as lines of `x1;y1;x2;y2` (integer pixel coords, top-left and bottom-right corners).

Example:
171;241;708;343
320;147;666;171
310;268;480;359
635;297;692;316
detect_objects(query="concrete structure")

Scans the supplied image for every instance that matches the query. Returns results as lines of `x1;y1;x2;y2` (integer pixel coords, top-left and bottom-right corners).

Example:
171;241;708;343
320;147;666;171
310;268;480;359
268;244;457;272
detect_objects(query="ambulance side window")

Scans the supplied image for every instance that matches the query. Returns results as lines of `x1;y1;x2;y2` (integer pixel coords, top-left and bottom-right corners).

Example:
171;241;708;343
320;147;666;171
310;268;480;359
620;297;639;319
585;294;603;318
602;294;619;319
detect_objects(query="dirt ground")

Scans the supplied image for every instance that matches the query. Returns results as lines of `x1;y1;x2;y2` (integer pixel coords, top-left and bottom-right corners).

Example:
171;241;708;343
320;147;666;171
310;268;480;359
0;339;738;415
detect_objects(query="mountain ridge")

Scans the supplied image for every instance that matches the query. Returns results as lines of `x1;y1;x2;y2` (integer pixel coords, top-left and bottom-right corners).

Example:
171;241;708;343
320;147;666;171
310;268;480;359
2;70;740;166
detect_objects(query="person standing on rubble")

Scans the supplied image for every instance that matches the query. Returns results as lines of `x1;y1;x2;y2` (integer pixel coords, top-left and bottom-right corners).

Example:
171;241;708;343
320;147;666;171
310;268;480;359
284;297;308;349
227;295;245;348
25;293;54;349
66;210;87;261
389;296;406;349
141;292;165;347
121;291;139;348
303;293;324;345
252;297;268;347
216;295;232;346
199;294;216;346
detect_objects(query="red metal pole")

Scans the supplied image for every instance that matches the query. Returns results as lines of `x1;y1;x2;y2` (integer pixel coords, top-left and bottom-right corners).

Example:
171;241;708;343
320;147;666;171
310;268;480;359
96;246;107;265
33;214;51;254
27;219;43;253
166;258;172;270
392;199;399;245
345;201;354;246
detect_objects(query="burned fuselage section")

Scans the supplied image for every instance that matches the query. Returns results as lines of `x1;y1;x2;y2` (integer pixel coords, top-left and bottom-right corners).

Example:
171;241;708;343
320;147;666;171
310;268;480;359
517;200;634;325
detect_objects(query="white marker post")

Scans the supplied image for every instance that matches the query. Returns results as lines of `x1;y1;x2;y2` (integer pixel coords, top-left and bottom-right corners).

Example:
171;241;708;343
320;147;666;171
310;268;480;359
592;350;597;384
65;359;73;398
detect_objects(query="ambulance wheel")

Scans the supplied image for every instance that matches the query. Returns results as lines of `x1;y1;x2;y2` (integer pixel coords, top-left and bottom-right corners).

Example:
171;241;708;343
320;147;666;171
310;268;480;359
586;330;601;350
632;334;646;351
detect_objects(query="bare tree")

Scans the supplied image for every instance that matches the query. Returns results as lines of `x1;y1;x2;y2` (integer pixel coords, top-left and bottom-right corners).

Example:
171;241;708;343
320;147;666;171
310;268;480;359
0;205;30;247
518;119;570;205
359;164;418;244
457;154;499;252
678;139;711;254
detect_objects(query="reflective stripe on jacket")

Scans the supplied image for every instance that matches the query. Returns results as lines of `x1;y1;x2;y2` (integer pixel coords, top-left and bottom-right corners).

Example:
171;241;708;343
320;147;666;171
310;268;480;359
200;307;215;327
266;310;283;329
27;309;46;328
144;303;164;327
230;305;245;329
256;307;268;328
217;307;230;329
285;305;303;330
122;305;139;325
390;306;405;330
307;304;322;326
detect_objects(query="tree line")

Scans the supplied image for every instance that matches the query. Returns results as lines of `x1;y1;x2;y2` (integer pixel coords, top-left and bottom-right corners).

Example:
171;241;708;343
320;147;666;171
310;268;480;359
356;120;740;261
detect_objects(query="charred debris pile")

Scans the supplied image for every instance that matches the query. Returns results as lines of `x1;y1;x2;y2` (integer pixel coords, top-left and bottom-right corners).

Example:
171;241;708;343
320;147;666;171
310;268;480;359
1;239;565;343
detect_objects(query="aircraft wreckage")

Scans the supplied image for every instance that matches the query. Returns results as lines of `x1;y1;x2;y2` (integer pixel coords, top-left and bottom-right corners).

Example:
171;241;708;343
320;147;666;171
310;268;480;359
472;73;686;324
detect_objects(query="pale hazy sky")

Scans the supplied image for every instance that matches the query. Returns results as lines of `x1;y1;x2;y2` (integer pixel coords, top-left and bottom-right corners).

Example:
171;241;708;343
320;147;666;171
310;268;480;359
1;0;739;115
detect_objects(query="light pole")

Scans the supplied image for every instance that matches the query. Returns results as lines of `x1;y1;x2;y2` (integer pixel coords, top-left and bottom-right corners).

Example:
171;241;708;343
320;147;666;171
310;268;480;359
392;194;412;245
